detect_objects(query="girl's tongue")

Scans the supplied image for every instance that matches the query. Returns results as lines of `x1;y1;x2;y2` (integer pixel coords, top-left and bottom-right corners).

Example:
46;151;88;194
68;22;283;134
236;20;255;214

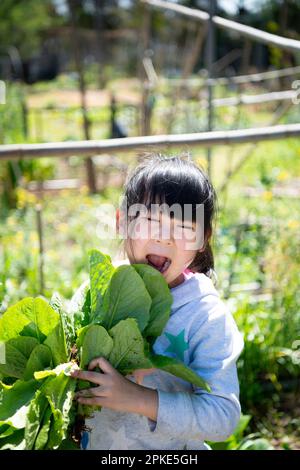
146;254;167;268
146;254;171;273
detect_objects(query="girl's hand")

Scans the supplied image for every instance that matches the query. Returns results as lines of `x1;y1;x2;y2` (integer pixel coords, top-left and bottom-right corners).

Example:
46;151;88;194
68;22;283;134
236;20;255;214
70;357;158;420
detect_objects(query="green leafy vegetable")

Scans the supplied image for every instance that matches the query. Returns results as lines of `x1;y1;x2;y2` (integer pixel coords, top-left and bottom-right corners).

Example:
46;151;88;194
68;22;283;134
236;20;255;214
23;344;53;381
0;297;61;343
89;250;115;323
80;325;113;369
0;337;39;379
108;318;153;374
0;248;210;450
132;263;173;341
149;353;211;392
101;265;152;332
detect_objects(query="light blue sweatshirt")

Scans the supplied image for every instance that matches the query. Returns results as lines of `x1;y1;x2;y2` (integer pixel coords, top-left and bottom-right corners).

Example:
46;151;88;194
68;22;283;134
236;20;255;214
83;270;244;450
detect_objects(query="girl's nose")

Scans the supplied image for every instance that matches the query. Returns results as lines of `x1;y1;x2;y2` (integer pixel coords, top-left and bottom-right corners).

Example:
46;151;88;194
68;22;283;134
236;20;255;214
154;238;172;246
152;220;174;244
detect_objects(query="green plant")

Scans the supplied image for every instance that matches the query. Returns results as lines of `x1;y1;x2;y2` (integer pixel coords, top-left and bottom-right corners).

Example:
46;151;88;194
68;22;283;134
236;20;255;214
208;414;274;450
0;249;210;450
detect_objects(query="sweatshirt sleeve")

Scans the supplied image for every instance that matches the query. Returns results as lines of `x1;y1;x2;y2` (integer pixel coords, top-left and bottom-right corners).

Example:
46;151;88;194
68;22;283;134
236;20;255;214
146;293;244;442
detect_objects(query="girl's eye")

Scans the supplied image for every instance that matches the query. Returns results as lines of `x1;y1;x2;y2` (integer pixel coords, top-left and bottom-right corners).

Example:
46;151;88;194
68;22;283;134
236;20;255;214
176;225;196;232
174;225;197;242
147;217;160;225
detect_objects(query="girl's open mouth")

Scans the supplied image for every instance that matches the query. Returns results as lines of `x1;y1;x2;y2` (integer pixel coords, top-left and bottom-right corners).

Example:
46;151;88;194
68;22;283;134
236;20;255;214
146;254;172;274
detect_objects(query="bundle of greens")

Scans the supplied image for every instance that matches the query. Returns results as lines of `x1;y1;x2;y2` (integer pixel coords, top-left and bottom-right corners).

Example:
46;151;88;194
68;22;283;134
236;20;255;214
0;250;210;450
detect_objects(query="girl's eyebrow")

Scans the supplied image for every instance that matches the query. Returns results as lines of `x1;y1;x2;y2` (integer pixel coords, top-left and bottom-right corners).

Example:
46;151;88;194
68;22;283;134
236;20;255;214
147;214;194;229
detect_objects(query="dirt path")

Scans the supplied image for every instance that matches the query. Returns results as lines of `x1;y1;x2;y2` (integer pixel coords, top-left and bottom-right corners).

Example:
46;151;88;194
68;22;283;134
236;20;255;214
27;79;141;109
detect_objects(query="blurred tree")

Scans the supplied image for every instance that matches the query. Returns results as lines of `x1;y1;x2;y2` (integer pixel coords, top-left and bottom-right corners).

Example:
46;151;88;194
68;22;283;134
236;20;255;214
67;0;97;193
260;0;299;70
0;0;62;60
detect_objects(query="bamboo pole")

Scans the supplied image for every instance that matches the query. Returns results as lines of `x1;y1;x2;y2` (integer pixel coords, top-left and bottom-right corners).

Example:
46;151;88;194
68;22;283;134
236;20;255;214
206;65;300;86
1;123;300;160
68;0;97;194
35;204;45;295
143;0;300;53
219;101;293;194
206;0;216;179
203;89;299;108
157;65;300;87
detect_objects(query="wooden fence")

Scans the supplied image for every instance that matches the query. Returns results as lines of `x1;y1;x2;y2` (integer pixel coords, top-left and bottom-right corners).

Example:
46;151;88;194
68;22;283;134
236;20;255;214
0;123;299;161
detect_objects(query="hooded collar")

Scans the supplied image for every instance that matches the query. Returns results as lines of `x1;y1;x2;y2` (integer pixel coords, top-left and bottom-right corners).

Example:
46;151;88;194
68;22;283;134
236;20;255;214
170;272;217;311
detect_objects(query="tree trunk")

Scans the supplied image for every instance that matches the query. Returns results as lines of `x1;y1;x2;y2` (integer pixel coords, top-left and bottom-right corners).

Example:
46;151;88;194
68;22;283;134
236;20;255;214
68;0;97;194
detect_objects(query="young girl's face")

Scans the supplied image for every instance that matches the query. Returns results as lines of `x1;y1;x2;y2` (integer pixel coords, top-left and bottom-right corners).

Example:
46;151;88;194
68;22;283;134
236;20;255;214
120;209;203;288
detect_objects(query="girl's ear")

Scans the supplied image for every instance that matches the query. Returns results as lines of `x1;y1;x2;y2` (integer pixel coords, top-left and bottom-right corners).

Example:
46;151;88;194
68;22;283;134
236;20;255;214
199;229;212;252
198;240;207;253
116;208;120;234
116;209;126;236
116;209;120;233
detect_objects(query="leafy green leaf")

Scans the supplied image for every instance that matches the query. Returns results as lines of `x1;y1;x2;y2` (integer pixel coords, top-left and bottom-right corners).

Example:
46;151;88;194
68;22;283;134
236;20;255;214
207;415;253;450
68;280;91;329
0;379;39;427
23;344;53;381
0;248;215;450
0;405;28;438
76;325;91;349
57;436;80;450
42;373;76;449
34;405;52;450
49;292;64;314
108;319;153;375
0;337;39;379
34;362;79;381
89;249;115;323
132;264;172;339
149;353;211;392
233;414;252;440
44;319;68;366
0;429;26;450
0;423;16;439
80;324;113;369
101;265;151;332
50;292;75;352
25;389;49;449
0;297;61;343
238;438;274;450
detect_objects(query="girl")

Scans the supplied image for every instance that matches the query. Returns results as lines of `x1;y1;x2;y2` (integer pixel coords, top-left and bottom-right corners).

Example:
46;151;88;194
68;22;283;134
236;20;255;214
71;154;244;450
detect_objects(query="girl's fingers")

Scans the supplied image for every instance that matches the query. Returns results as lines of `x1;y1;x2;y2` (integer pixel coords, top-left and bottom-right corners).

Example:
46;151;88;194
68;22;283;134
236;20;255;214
88;357;103;371
77;396;105;406
71;369;105;385
88;356;115;374
75;386;104;398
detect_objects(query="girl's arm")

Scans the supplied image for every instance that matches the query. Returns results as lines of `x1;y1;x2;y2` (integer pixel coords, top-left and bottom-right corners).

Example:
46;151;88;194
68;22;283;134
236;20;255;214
146;295;244;443
71;294;244;443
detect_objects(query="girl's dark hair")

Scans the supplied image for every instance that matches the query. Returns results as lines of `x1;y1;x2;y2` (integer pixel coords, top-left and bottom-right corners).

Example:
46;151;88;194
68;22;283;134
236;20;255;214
120;153;218;280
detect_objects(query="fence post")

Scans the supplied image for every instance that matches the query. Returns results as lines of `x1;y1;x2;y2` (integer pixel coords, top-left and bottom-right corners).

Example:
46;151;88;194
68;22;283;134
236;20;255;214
206;0;216;179
68;0;97;194
36;204;45;296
